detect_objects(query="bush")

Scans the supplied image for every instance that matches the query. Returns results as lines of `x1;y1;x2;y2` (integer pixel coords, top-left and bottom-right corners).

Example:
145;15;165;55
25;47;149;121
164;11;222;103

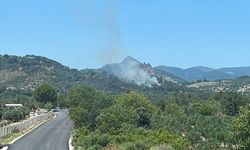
150;144;175;150
67;86;113;130
0;106;7;120
149;129;189;150
0;110;2;119
119;142;149;150
76;130;110;149
19;107;29;116
231;104;250;150
44;102;53;111
87;145;103;150
188;102;214;116
3;108;25;121
96;92;156;133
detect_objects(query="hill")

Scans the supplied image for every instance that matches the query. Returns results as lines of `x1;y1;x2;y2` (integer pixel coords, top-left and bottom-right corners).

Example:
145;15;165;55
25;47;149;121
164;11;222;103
186;76;250;94
0;54;185;101
1;54;250;101
218;67;250;76
0;55;138;97
155;66;250;81
99;56;183;87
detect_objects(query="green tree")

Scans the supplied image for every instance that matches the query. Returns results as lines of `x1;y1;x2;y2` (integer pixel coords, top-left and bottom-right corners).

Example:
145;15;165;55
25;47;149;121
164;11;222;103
33;84;57;106
217;92;247;116
96;92;156;133
3;108;24;122
163;102;184;115
67;86;113;130
119;141;150;150
16;96;33;109
44;102;53;111
149;129;189;150
188;102;215;116
231;104;250;150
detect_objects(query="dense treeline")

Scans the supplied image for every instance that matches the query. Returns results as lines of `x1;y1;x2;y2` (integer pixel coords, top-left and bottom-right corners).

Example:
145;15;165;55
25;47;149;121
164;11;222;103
0;84;58;123
67;85;250;150
0;96;31;125
1;54;149;95
2;55;250;149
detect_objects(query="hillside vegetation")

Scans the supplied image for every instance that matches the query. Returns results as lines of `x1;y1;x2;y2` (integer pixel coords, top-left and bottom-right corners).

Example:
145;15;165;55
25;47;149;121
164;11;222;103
0;54;187;103
0;55;132;96
67;86;250;150
1;54;250;149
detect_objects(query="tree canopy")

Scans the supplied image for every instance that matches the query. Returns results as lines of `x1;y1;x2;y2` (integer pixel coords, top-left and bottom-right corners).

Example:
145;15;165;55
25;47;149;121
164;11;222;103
67;85;113;130
65;86;250;149
231;104;250;150
33;84;57;105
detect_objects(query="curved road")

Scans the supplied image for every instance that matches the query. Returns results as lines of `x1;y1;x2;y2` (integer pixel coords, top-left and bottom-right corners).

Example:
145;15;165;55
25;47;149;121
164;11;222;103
8;110;73;150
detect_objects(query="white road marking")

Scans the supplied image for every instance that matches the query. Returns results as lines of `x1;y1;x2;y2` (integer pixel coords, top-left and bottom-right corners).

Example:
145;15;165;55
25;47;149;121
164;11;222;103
0;146;8;150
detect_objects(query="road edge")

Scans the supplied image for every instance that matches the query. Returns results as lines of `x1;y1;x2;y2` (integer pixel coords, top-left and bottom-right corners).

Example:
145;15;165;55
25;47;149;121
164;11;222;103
0;112;55;149
0;146;8;150
11;113;56;145
68;134;74;150
0;113;57;150
10;113;57;145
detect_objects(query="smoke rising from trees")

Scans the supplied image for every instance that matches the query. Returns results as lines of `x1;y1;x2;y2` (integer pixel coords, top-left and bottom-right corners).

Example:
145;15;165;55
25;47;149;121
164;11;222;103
80;0;122;65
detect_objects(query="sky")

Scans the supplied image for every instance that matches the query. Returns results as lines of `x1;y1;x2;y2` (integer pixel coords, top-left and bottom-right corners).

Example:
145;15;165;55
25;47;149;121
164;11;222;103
0;0;250;69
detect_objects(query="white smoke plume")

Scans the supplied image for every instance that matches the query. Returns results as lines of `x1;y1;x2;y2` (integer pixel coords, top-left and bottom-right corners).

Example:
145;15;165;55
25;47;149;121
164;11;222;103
80;0;122;64
103;57;160;87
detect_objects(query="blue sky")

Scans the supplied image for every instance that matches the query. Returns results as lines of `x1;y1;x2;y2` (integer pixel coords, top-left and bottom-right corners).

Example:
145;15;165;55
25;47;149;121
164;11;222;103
0;0;249;69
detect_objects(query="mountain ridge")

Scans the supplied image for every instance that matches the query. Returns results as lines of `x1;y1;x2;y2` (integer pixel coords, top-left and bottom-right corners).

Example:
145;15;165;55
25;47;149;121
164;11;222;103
2;54;250;98
1;54;250;84
99;56;181;87
155;65;250;81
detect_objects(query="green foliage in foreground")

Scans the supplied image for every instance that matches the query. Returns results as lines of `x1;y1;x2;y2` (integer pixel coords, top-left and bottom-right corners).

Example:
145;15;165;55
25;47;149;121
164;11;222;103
96;92;156;132
67;86;113;130
2;107;29;122
231;104;250;150
67;86;250;150
67;87;189;149
74;126;188;150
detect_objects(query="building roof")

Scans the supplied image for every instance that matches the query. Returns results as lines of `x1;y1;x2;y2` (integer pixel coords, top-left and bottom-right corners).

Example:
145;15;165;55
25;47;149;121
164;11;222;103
5;104;23;107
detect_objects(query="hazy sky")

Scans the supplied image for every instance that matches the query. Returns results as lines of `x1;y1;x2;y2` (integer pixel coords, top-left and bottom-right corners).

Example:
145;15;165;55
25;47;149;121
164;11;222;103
0;0;250;69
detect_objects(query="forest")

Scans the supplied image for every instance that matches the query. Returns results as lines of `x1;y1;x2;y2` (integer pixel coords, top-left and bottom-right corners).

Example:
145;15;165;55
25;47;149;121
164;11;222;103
1;55;250;149
66;85;250;150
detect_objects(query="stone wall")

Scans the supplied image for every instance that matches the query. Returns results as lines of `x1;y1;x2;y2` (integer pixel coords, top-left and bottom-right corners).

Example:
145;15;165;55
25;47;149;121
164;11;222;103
0;111;53;138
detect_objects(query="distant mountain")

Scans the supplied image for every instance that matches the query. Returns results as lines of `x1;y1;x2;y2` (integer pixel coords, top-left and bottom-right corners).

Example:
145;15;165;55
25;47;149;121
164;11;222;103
184;66;234;81
156;66;187;80
99;56;181;87
0;54;144;97
1;54;250;99
218;67;250;77
155;66;239;81
0;54;188;102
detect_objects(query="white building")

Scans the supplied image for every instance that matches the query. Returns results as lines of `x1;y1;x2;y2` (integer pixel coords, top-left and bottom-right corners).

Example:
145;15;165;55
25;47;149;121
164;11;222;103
5;104;23;108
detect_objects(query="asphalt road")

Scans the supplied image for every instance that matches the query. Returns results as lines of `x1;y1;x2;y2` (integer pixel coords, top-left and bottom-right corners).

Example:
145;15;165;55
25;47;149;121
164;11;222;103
8;110;73;150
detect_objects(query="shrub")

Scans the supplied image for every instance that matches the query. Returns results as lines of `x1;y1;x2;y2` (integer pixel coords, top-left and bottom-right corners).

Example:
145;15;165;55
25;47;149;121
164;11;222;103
150;144;175;150
44;102;53;111
3;108;25;121
76;130;110;149
231;104;250;150
87;145;103;150
119;141;149;150
0;110;2;119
